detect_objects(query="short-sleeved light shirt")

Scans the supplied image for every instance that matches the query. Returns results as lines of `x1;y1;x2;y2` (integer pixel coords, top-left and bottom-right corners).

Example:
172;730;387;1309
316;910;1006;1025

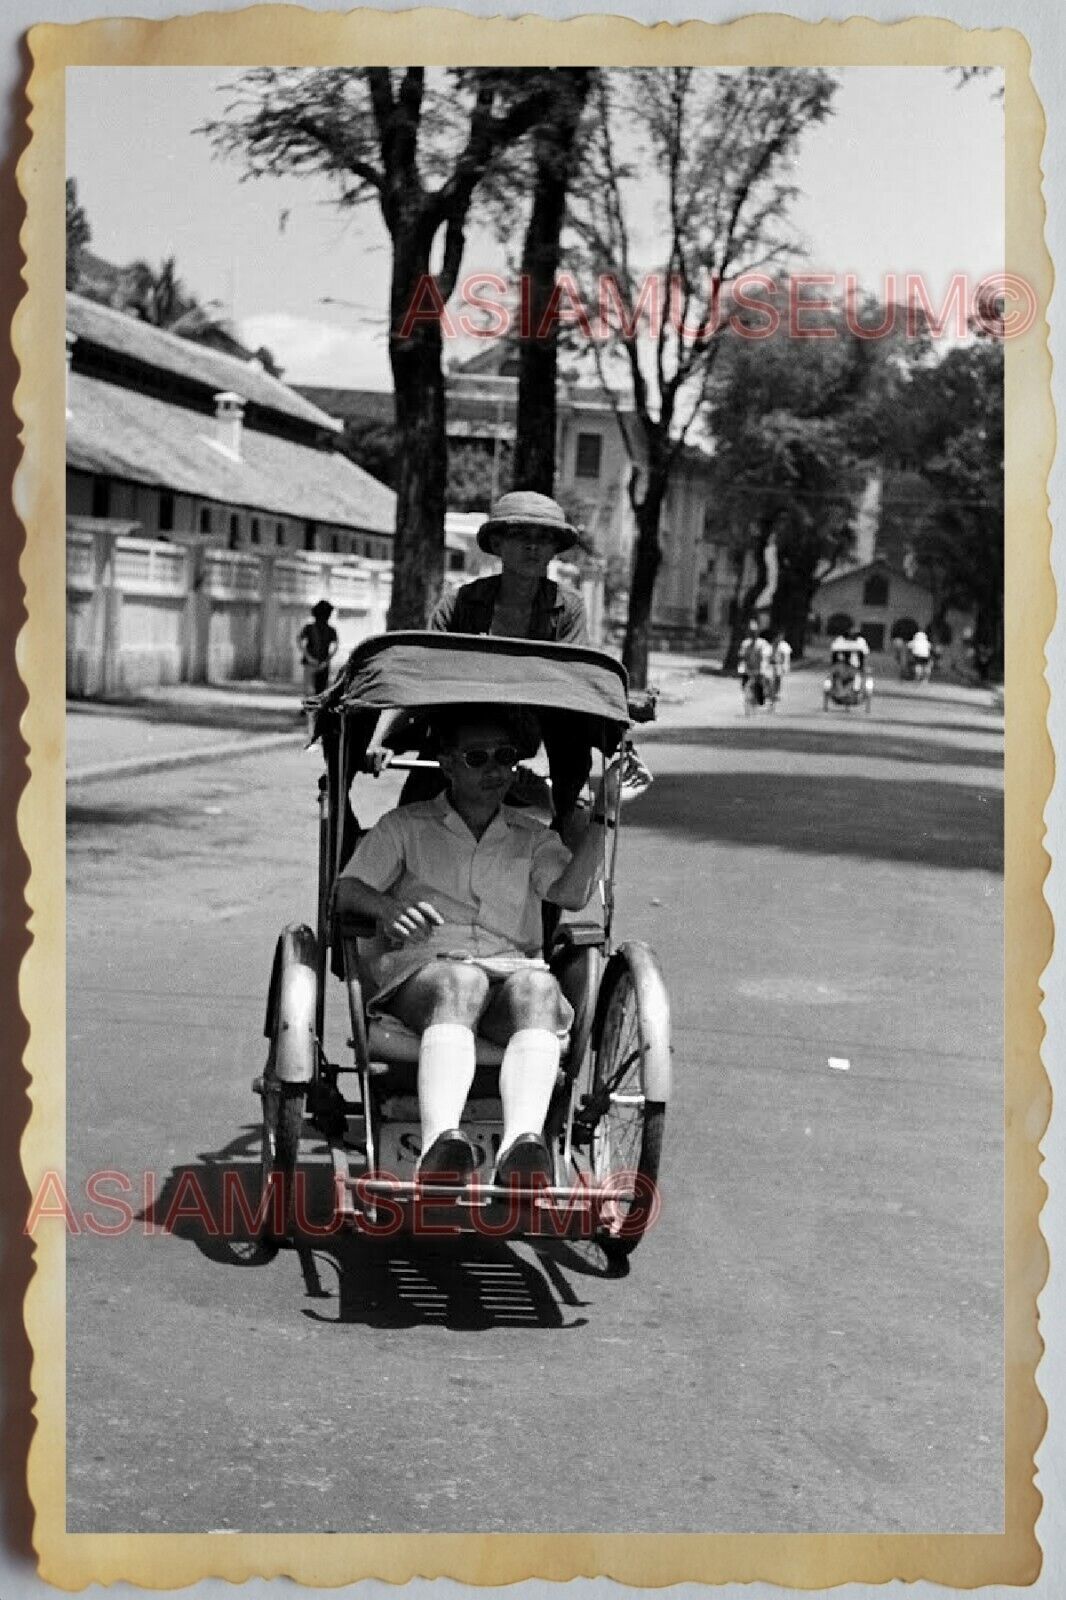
341;792;572;1005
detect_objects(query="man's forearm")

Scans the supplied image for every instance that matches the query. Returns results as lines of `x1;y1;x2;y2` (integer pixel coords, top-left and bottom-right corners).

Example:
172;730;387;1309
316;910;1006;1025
334;875;397;924
545;819;607;911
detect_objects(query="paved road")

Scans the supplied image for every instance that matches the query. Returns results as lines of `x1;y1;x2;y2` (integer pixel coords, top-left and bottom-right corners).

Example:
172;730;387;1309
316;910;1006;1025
63;665;1004;1533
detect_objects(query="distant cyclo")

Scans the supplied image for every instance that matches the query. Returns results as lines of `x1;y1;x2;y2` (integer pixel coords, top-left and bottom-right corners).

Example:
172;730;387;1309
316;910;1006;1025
823;623;873;713
907;627;933;684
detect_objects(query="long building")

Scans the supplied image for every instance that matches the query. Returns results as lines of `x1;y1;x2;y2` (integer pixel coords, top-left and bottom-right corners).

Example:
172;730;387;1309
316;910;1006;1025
66;293;396;559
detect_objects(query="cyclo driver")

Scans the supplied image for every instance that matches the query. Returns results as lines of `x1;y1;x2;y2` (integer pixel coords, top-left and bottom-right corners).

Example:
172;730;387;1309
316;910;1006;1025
829;623;872;698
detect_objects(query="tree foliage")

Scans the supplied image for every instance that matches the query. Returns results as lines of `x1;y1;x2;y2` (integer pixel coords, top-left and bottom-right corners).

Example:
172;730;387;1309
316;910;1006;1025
119;255;197;328
66;178;91;290
707;291;905;662
203;69;558;626
882;337;1004;669
568;67;837;684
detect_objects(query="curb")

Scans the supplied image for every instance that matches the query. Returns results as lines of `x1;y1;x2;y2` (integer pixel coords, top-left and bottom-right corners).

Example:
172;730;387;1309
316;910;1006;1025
67;730;308;785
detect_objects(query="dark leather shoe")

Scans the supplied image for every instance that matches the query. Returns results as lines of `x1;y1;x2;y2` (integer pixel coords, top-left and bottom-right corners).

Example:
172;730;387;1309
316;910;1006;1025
416;1129;477;1184
494;1133;553;1186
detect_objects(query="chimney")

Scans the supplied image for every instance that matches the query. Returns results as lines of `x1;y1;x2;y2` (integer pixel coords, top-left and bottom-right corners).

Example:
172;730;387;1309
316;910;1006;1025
66;329;77;418
213;391;245;458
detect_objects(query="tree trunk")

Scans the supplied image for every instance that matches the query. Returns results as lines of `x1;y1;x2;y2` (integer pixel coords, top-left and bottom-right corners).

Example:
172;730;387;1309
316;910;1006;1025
386;245;447;629
512;73;591;496
513;150;562;494
622;476;667;689
770;568;818;660
722;528;771;672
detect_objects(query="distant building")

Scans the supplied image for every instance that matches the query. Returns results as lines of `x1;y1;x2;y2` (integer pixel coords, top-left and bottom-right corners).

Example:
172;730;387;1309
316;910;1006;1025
812;557;971;653
66;293;396;559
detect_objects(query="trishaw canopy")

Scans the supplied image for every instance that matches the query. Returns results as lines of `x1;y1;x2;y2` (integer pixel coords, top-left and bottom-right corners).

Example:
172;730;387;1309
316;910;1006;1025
316;631;632;753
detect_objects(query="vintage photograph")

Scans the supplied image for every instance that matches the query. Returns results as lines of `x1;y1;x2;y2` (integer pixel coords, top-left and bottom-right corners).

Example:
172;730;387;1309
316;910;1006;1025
58;56;1009;1535
15;12;1050;1583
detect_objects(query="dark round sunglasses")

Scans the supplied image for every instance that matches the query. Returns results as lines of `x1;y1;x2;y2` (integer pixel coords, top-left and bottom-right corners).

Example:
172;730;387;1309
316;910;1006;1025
458;744;520;770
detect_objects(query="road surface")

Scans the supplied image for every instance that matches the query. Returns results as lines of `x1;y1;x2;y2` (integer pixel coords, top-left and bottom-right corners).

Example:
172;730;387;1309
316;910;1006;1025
63;663;1004;1533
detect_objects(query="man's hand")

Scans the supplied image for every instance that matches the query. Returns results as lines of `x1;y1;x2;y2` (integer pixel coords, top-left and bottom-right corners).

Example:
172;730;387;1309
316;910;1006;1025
382;898;445;946
363;746;393;776
594;747;653;816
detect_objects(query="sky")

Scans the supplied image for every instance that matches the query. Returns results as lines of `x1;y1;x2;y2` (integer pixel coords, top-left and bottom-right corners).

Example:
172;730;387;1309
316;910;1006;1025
66;66;1004;391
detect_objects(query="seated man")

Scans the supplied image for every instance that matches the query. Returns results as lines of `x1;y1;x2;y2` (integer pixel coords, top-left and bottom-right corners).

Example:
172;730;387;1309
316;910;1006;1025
333;708;647;1186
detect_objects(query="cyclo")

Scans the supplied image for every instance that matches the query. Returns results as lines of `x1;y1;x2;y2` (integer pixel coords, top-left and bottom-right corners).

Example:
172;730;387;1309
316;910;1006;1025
249;632;671;1265
823;658;873;713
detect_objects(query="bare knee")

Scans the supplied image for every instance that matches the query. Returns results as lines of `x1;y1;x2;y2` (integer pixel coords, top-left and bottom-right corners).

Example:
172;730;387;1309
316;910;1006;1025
424;962;490;1027
500;967;564;1030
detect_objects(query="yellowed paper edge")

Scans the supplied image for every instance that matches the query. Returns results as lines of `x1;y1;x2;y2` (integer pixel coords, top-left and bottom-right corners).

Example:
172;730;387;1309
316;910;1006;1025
14;6;1053;1588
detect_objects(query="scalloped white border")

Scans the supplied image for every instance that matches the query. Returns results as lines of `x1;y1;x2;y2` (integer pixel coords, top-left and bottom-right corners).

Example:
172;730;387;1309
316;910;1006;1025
12;7;1054;1589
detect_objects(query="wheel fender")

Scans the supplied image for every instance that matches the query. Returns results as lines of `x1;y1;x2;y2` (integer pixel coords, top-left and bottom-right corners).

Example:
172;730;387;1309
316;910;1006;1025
265;923;318;1085
594;942;672;1104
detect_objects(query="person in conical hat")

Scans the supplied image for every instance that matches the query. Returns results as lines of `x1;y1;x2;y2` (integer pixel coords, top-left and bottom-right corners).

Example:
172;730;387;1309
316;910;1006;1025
404;492;594;830
431;490;590;644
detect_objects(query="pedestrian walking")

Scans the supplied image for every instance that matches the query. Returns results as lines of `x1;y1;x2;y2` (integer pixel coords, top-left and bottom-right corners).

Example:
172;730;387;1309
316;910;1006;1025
738;617;774;710
298;599;339;697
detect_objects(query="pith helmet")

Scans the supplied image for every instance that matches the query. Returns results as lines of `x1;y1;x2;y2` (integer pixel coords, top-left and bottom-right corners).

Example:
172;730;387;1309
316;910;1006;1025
476;490;585;556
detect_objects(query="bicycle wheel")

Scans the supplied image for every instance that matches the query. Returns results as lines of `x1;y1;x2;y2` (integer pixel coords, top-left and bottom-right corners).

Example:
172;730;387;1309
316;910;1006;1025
589;945;670;1259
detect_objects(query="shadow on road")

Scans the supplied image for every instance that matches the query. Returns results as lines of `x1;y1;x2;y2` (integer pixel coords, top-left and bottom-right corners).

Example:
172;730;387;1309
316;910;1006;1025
68;698;299;735
140;1134;607;1331
67;800;203;830
623;770;1002;872
298;1234;592;1330
868;684;997;709
639;722;1003;771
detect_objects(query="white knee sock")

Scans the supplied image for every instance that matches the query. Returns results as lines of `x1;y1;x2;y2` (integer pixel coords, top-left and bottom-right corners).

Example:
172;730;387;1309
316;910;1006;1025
418;1024;476;1149
499;1028;561;1149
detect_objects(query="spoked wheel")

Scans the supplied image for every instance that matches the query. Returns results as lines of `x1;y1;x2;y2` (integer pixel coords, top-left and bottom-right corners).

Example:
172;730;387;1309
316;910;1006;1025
588;944;670;1262
231;1075;307;1262
232;924;317;1260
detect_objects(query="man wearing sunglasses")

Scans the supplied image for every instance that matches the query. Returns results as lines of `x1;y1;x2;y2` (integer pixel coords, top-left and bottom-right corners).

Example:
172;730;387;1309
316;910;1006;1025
334;708;648;1185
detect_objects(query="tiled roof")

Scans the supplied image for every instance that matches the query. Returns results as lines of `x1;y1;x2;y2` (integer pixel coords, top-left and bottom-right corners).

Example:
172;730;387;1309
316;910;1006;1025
68;371;395;535
818;558;927;590
67;293;341;434
296;385;394;427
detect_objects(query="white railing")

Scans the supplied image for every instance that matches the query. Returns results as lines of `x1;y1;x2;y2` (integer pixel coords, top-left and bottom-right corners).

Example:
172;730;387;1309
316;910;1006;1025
202;549;261;600
274;555;330;606
328;564;372;613
66;527;95;591
113;536;189;595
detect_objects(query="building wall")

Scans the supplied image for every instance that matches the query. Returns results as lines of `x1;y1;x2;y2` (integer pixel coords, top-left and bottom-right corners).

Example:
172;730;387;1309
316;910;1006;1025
554;406;723;641
67;468;393;562
448;379;723;642
66;517;393;696
812;567;971;653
